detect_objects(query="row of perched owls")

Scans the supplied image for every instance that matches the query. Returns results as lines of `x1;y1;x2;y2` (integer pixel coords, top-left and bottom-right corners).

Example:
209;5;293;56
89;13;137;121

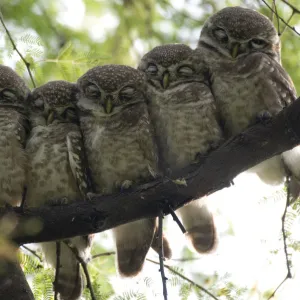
1;6;299;300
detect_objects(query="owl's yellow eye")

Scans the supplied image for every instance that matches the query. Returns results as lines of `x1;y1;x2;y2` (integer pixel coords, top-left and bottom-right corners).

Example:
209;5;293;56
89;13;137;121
146;64;158;75
85;84;101;98
214;28;228;43
119;86;136;101
250;38;267;49
177;66;194;77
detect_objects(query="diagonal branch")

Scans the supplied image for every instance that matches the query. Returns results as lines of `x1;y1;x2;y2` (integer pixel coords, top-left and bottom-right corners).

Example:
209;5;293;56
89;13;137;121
146;259;219;300
64;241;96;300
261;0;300;36
2;97;300;245
0;9;36;87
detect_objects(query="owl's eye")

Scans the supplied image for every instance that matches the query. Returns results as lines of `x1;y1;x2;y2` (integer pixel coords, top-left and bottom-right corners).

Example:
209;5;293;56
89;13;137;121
85;84;101;98
1;90;18;101
177;66;194;77
119;86;136;101
213;28;228;43
249;38;267;49
146;64;158;75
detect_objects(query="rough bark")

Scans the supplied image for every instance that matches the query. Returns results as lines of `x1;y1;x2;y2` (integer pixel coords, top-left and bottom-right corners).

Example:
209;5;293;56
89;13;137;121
1;98;300;246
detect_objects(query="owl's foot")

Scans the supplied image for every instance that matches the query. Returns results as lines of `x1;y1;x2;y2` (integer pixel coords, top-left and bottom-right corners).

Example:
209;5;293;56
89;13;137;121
46;197;69;206
120;180;133;191
194;152;208;164
256;110;272;125
86;192;101;201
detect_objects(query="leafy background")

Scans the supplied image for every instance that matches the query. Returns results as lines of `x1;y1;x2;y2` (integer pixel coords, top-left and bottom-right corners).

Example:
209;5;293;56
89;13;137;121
1;0;300;299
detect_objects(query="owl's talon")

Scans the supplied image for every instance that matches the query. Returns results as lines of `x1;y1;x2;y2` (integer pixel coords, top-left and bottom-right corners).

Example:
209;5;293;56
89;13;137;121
120;180;133;191
256;110;272;124
194;152;208;164
86;192;99;201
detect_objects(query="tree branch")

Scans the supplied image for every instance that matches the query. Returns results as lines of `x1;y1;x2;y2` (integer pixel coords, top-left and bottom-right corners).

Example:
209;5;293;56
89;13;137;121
261;0;300;36
2;97;300;245
0;256;35;300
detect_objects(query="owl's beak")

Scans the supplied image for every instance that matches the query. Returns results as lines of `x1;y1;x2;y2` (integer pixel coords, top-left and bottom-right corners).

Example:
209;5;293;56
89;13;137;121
162;72;170;89
103;97;113;114
231;43;240;59
47;111;55;125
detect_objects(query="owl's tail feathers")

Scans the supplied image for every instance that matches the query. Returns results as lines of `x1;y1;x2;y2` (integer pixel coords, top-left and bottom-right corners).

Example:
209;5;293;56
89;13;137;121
151;224;172;259
114;218;156;277
41;236;90;300
288;176;300;203
177;199;217;253
282;146;300;203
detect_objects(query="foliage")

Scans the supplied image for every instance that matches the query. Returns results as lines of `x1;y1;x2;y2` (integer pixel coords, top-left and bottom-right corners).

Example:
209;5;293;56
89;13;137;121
1;0;300;299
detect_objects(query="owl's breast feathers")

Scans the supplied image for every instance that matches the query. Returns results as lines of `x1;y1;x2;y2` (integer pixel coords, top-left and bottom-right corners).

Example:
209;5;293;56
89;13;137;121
26;122;81;207
80;103;157;194
0;108;27;206
147;82;223;172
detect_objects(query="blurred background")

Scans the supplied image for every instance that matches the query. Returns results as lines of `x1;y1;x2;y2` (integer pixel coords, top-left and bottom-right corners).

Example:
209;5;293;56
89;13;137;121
1;0;300;299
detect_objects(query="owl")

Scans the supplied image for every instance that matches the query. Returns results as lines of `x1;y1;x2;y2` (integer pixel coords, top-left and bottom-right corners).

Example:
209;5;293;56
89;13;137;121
138;44;223;253
77;64;171;276
0;65;30;207
26;81;91;300
197;6;299;193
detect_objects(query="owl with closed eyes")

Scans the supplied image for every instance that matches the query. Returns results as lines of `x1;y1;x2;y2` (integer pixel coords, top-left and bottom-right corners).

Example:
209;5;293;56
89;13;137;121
77;64;171;277
25;81;91;300
0;65;30;207
197;6;299;197
138;44;223;253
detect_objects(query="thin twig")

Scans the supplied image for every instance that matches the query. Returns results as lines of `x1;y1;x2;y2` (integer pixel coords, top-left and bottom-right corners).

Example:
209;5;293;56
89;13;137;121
273;0;281;34
158;211;168;300
146;259;219;300
281;0;300;14
0;9;36;87
91;251;115;260
91;251;219;300
21;245;43;263
281;11;295;35
268;177;292;299
270;0;275;22
283;177;292;278
64;241;96;300
168;205;186;234
261;0;300;36
54;242;61;300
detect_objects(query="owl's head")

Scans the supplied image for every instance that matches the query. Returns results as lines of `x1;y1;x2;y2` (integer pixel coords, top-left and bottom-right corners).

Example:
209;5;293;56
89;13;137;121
199;7;280;62
138;44;203;90
0;65;30;111
77;65;146;116
29;80;79;126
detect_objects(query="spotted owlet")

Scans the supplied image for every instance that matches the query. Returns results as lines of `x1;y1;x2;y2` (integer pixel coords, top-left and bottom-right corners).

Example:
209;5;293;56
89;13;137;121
198;6;299;195
138;44;223;253
0;65;29;207
77;65;171;277
25;81;91;300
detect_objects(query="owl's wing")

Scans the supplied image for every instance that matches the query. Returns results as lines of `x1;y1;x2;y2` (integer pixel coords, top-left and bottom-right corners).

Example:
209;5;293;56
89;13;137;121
66;131;90;199
240;53;297;114
137;113;160;178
